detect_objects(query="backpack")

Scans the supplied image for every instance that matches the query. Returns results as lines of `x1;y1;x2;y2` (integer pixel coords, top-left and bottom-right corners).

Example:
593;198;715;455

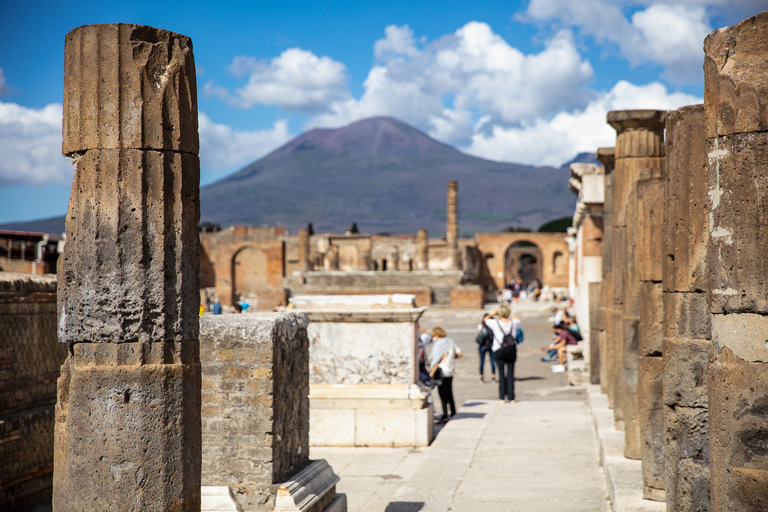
567;327;582;341
475;324;494;348
495;320;518;361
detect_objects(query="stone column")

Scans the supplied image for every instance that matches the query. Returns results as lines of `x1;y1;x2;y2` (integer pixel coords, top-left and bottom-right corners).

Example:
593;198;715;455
636;167;666;501
704;13;768;511
596;148;615;404
608;110;666;459
663;104;711;512
298;228;310;270
54;24;201;511
446;180;460;269
416;229;428;270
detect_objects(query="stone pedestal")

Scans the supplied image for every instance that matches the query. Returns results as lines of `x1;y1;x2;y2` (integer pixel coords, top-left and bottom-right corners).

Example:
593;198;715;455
705;13;768;511
608;110;666;460
290;295;433;447
54;23;201;512
663;104;711;512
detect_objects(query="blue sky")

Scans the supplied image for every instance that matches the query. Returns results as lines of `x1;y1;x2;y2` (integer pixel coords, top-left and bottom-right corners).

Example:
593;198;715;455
1;0;766;226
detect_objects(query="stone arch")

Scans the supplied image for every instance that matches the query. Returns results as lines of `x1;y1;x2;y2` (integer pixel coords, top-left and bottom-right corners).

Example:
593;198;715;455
232;246;268;302
552;251;566;276
504;241;543;287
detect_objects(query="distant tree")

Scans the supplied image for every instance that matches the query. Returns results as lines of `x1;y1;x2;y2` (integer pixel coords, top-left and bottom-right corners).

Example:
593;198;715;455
199;222;221;232
350;222;359;234
538;216;572;232
307;222;314;235
503;225;531;233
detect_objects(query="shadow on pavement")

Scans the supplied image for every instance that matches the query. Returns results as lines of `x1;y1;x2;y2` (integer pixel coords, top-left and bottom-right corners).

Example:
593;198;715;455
515;375;545;381
384;502;425;512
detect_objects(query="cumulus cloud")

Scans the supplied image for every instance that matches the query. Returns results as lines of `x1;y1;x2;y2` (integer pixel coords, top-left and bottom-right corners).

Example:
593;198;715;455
0;101;72;186
204;48;350;113
524;0;712;82
308;22;594;148
198;113;292;173
462;80;701;166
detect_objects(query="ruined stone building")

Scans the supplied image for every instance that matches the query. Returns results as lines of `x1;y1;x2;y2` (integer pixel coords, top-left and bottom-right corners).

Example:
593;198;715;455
568;11;768;512
0;230;62;275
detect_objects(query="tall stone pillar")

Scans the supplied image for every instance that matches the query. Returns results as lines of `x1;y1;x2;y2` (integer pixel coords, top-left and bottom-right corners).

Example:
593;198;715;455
298;228;310;270
446;180;460;269
54;24;201;511
636;167;666;501
704;13;768;511
596;148;615;404
416;229;428;270
608;110;666;459
663;104;711;512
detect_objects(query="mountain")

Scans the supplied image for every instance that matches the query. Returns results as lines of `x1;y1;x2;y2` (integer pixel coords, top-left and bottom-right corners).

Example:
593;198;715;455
199;117;576;235
1;117;580;236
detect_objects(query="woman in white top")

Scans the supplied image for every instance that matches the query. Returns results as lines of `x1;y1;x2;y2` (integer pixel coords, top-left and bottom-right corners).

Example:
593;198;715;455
426;326;463;423
483;304;522;402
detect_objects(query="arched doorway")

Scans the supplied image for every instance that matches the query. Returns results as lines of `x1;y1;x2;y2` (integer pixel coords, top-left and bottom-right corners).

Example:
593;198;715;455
232;246;267;301
504;241;543;287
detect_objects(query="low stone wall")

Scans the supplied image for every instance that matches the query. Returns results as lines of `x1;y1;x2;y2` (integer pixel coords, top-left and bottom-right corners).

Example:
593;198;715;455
449;286;484;309
0;273;65;509
200;313;311;511
294;288;432;308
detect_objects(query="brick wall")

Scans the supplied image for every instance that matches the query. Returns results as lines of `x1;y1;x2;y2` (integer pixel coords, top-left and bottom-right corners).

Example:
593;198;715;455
200;313;310;511
0;273;66;509
449;286;484;309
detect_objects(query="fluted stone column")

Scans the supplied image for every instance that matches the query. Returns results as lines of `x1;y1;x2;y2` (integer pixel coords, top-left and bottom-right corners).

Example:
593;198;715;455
416;229;428;270
636;167;666;501
446;181;460;269
704;13;768;511
663;104;711;512
608;110;666;459
298;228;310;270
596;148;615;404
54;24;201;511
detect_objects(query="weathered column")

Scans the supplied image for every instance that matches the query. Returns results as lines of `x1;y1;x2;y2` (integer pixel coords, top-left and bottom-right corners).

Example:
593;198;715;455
636;167;666;501
298;228;310;270
704;13;768;511
663;104;711;512
55;24;201;511
608;110;666;459
416;229;428;270
596;148;615;403
446;180;460;269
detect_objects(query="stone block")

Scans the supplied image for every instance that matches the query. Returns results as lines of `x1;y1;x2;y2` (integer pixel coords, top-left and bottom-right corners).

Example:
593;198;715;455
612;227;625;306
704;12;768;138
639;282;663;357
708;346;768;512
664;405;710;512
58;149;200;344
637;356;664;500
449;286;484;308
662;337;709;409
637;168;665;283
611;310;623;417
663;105;708;294
63;24;199;155
707;133;768;315
622;315;640;460
711;312;768;364
662;292;710;341
310;409;356;446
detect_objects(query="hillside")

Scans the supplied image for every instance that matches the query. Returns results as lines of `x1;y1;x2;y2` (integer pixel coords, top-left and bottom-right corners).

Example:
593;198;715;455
199;116;579;235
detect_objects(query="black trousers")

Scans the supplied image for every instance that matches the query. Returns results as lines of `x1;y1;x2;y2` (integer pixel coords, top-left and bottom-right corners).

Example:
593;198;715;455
496;347;517;400
438;376;456;417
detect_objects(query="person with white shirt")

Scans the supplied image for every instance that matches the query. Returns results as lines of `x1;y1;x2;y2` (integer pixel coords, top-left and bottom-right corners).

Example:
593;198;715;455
426;326;463;423
483;304;522;402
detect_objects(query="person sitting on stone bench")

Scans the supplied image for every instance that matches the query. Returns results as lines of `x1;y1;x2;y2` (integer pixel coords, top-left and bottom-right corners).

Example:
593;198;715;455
545;324;579;369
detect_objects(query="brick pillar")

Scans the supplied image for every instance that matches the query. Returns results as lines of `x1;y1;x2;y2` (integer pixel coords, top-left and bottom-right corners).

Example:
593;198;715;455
54;24;201;511
416;229;428;270
596;148;615;405
446;180;459;269
608;110;666;459
663;104;711;512
298;228;310;270
704;13;768;511
636;167;665;501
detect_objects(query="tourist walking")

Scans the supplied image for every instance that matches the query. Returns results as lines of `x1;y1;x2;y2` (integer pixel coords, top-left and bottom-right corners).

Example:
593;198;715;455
427;327;463;423
483;305;522;402
475;317;496;382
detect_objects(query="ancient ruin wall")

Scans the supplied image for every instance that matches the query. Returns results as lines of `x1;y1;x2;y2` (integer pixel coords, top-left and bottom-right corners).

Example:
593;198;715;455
704;13;768;511
0;274;66;509
663;104;711;512
199;313;310;512
54;24;201;511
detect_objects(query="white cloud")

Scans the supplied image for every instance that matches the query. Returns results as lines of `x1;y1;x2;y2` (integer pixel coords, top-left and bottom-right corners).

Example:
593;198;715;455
524;0;712;82
204;48;350;113
308;22;594;148
198;113;292;173
0;101;72;186
462;80;701;166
